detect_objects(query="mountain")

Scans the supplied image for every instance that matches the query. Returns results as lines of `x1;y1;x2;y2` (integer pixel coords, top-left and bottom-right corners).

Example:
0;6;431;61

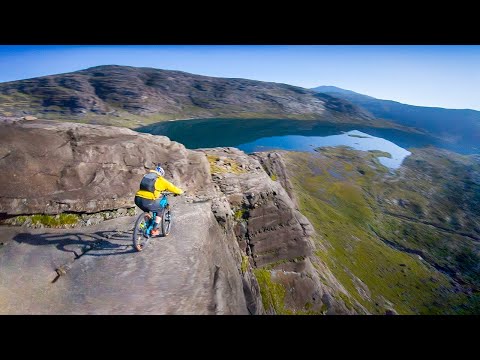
2;70;479;314
0;65;380;128
311;86;372;97
312;86;480;149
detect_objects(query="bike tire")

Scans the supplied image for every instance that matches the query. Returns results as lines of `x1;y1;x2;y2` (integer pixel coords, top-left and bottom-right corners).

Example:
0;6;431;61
133;212;151;251
161;207;172;237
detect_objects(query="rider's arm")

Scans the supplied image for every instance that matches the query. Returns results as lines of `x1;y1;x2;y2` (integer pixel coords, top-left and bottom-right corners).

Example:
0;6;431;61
155;177;184;195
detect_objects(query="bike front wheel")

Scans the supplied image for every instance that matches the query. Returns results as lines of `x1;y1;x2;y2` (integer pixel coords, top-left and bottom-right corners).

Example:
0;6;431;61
133;212;152;251
161;208;172;236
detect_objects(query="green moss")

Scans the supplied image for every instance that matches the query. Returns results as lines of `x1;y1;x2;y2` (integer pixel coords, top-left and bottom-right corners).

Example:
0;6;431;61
5;213;79;227
253;269;287;314
338;292;354;311
207;155;247;175
320;302;328;314
241;255;249;274
58;214;79;225
344;163;354;172
367;150;392;158
263;256;306;270
9;216;28;226
30;214;79;227
30;215;53;226
234;209;246;221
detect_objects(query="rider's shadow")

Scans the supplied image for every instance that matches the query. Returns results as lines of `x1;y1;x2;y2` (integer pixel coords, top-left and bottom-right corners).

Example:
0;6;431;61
13;230;136;258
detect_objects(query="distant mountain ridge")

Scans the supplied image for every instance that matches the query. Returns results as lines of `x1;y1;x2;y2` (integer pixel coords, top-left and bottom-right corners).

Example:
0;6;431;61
0;65;377;128
312;86;375;98
312;85;480;149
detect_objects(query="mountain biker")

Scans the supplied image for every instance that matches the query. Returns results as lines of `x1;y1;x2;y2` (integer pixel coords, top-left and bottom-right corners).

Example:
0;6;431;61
134;164;184;236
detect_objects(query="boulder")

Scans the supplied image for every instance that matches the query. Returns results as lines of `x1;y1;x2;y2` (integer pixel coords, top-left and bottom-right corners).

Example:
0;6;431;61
0;121;214;215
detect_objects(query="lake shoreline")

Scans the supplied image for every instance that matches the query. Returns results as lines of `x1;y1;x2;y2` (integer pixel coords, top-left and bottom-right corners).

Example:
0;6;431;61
136;118;478;156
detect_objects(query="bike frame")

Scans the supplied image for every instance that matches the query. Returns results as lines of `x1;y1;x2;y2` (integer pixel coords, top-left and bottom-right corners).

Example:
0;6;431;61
144;194;169;236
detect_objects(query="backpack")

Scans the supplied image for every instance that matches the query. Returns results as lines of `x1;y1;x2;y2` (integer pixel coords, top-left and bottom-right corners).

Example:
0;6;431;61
139;172;158;193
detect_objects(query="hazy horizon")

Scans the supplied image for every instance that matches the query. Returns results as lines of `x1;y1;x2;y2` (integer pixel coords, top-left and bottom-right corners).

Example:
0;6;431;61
1;45;479;111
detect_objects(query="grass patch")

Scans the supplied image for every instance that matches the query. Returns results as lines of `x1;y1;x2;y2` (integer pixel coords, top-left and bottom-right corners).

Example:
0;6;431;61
368;150;392;158
8;215;28;226
338;292;354;311
263;256;306;270
234;208;246;221
31;214;79;227
241;255;249;274
207;155;246;175
253;268;288;314
5;213;79;227
284;149;472;314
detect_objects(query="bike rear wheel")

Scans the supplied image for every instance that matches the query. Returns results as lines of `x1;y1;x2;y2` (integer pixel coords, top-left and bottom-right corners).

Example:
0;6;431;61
133;212;152;251
161;207;172;236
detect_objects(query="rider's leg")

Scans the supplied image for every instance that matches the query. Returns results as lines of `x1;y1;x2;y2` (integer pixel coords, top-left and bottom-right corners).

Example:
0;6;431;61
150;200;162;235
152;215;161;229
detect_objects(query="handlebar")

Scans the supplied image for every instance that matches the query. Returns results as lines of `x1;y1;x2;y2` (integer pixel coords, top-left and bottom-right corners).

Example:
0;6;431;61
160;191;186;196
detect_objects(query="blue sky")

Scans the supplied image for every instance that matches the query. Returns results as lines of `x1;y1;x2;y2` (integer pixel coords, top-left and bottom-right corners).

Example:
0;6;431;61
0;45;479;110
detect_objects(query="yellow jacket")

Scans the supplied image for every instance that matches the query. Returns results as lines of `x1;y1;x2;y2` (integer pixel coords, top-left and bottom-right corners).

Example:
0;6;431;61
135;170;184;200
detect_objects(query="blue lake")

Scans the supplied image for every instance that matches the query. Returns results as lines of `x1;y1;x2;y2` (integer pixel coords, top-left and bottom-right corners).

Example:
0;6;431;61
238;130;412;169
137;118;474;169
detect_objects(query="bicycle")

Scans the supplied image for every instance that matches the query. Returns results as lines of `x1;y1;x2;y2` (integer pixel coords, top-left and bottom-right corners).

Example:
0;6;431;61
132;191;175;252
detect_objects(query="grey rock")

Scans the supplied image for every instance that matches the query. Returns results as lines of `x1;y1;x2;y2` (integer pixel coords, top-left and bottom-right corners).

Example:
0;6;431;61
198;147;315;267
0;121;214;215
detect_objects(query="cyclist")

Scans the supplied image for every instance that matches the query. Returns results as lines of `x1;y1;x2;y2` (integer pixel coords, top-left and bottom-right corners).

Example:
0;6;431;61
134;164;184;236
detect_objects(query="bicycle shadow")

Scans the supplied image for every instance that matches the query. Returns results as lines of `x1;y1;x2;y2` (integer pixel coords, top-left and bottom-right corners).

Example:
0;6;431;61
13;230;137;257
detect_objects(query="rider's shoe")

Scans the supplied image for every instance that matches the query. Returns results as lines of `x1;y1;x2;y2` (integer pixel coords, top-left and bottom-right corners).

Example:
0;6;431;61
151;229;160;237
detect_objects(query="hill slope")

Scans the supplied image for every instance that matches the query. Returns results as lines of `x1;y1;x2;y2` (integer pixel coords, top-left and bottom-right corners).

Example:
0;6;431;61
0;66;377;127
276;147;480;314
312;86;480;149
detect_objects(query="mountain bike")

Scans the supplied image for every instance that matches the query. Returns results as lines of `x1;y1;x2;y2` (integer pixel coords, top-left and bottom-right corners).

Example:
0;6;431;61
133;191;174;252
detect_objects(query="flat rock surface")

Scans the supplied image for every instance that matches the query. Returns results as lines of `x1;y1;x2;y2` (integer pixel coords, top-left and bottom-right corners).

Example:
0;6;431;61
0;199;248;314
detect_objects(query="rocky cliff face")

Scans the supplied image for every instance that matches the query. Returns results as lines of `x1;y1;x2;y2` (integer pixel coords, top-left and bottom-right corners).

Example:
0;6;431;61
197;148;364;314
0;120;361;314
